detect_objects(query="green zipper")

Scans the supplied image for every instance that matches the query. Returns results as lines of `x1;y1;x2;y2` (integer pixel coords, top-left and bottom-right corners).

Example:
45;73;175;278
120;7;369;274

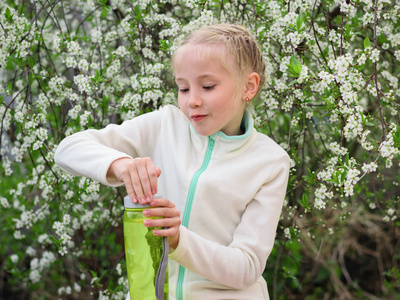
176;136;215;300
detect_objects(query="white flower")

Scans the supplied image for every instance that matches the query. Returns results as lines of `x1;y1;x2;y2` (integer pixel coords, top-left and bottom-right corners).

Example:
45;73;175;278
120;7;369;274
387;208;395;216
67;41;82;56
68;104;82;119
26;246;36;256
297;65;308;83
361;162;378;173
113;46;128;58
369;48;380;63
53;221;64;236
10;254;19;263
78;59;89;72
58;287;66;295
329;142;348;156
63;214;71;225
395;50;400;61
284;227;291;239
74;75;92;93
29;269;41;283
64;57;77;68
74;282;81;292
0;197;9;208
65;190;74;200
357;54;367;65
14;230;25;239
38;233;49;244
116;263;122;276
80;111;91;127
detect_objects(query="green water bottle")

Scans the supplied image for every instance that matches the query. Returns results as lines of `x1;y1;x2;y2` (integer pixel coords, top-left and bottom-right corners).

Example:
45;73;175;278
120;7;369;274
123;195;169;300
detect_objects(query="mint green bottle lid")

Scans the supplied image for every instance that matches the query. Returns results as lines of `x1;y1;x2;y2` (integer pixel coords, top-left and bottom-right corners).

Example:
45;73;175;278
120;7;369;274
123;195;149;208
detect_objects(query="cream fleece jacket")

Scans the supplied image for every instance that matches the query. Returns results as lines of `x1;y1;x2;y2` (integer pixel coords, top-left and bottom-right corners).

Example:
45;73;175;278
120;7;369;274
54;105;290;300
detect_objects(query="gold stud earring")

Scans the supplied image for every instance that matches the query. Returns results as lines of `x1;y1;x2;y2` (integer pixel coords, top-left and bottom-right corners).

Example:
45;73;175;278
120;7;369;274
245;97;251;103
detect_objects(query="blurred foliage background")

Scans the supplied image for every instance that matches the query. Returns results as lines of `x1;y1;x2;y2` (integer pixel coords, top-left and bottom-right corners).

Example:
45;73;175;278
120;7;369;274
0;0;399;299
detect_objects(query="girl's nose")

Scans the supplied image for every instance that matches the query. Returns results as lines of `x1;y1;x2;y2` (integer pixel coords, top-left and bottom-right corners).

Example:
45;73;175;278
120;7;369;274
187;91;202;108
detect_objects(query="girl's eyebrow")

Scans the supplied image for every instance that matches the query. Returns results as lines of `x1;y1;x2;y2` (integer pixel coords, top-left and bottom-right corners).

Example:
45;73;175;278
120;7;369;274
175;74;218;82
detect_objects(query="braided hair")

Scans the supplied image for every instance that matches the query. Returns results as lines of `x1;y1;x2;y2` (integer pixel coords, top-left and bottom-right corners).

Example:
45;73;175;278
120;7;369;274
173;24;266;99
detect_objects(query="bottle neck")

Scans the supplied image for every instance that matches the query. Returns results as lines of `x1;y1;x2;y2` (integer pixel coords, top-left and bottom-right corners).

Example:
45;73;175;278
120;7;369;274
124;207;144;212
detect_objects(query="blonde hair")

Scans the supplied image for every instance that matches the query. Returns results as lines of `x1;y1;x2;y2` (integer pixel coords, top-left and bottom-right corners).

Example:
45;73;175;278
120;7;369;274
172;24;266;99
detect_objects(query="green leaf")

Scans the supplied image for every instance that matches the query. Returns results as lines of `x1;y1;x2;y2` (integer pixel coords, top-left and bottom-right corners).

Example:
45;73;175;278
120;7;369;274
134;5;142;21
364;37;371;49
298;193;309;208
28;57;35;69
290;55;302;68
287;55;302;77
100;5;110;19
393;126;400;147
159;39;170;52
5;8;12;22
48;235;59;245
357;63;366;72
95;70;101;80
288;25;297;32
296;14;303;31
89;269;98;278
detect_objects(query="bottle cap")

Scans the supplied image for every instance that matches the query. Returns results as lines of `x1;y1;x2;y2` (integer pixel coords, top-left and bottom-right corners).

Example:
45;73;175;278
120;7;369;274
123;194;162;208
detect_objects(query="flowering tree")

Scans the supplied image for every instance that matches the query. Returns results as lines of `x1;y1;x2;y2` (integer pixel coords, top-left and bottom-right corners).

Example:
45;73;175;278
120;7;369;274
1;0;399;299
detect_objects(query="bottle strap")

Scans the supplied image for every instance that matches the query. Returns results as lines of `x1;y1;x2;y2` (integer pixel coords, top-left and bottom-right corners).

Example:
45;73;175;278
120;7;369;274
155;234;168;300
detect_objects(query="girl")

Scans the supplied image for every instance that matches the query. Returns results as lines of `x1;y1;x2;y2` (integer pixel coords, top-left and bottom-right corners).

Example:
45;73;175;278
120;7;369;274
55;24;290;299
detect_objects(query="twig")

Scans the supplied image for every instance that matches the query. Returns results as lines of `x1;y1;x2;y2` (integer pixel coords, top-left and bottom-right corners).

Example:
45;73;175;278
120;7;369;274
311;0;332;72
251;0;257;39
340;10;344;57
373;0;388;137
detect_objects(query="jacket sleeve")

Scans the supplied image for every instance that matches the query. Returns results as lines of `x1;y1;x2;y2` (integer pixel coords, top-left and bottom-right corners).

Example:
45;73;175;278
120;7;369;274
169;154;290;288
54;109;163;187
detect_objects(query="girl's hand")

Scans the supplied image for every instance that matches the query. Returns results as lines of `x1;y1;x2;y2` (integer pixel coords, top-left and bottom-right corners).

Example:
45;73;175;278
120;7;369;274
107;157;161;204
143;197;181;250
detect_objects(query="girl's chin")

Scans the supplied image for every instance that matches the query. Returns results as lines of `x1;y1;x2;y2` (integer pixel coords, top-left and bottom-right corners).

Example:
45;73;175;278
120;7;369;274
191;124;217;136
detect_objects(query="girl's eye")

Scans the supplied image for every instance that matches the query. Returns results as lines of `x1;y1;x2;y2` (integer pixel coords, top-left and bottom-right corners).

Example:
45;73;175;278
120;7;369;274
203;85;215;90
179;88;189;93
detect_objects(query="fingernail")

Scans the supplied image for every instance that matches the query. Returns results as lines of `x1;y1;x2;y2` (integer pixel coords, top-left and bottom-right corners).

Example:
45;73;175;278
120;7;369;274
143;210;149;217
140;198;146;204
152;189;157;195
143;220;150;226
146;196;152;203
133;198;138;203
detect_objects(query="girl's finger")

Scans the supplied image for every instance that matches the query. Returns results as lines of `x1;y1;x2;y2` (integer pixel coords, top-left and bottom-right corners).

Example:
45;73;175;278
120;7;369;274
136;164;152;203
148;198;175;209
143;214;180;226
129;168;146;204
153;226;180;238
120;172;138;203
146;164;161;196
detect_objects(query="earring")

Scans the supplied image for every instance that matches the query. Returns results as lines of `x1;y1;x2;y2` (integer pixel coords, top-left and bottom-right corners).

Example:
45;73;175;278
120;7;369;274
245;97;251;103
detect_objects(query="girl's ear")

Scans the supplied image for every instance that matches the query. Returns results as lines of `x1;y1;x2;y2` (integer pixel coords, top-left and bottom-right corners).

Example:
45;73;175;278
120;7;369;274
242;72;260;102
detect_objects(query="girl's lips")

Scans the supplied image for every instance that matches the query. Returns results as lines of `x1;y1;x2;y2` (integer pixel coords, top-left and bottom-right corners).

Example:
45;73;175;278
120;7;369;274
191;115;208;122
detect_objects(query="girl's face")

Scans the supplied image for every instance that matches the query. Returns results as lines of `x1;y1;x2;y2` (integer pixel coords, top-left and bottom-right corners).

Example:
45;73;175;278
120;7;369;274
174;45;247;136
